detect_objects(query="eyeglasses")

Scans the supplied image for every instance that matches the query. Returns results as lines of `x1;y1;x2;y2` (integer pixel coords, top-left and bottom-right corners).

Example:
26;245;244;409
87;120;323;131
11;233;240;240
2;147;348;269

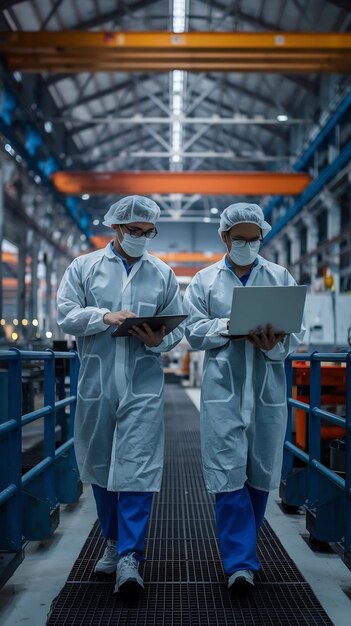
230;237;263;248
122;225;158;239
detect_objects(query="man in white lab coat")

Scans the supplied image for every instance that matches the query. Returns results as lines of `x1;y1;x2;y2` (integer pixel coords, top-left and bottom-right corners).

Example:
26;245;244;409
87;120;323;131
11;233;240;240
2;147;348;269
183;203;305;594
57;195;184;595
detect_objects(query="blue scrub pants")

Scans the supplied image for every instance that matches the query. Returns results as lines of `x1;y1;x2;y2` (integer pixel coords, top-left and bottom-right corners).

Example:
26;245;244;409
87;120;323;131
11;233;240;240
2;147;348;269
92;484;153;560
215;483;269;575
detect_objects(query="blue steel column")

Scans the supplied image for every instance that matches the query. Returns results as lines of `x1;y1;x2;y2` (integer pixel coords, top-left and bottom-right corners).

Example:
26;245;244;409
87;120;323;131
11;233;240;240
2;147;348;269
282;357;294;478
2;349;22;550
44;253;53;337
17;236;26;326
69;351;79;439
0;167;3;319
345;352;351;565
308;353;321;506
43;349;57;506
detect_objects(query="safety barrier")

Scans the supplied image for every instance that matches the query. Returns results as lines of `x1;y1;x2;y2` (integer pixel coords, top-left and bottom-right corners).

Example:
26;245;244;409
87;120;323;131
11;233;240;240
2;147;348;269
0;348;80;588
281;352;351;569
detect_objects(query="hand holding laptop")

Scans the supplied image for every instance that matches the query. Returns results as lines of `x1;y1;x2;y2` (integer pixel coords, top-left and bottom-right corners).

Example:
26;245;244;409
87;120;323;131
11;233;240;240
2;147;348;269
247;324;285;350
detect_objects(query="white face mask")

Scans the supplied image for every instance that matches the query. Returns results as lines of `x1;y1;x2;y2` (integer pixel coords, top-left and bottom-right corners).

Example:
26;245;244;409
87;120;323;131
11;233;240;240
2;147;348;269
117;229;151;257
228;240;261;266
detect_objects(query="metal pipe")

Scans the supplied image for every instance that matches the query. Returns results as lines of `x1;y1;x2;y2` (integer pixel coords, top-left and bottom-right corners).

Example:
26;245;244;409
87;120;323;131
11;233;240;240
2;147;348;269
288;398;310;411
21;406;52;426
0;484;17;507
312;407;345;428
311;459;345;491
284;441;309;464
55;438;74;459
21;457;52;487
0;419;17;436
55;396;76;410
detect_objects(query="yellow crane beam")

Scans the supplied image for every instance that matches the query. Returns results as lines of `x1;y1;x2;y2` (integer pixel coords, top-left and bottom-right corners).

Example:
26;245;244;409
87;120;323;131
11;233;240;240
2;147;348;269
0;31;350;72
51;171;312;195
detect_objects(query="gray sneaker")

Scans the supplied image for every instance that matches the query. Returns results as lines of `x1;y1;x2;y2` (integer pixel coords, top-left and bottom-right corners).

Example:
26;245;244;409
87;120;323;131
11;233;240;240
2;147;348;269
114;552;144;595
228;569;255;594
94;539;118;574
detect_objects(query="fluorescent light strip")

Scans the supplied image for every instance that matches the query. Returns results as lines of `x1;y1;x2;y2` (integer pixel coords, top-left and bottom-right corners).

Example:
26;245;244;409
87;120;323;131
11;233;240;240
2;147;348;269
173;0;186;33
171;1;186;168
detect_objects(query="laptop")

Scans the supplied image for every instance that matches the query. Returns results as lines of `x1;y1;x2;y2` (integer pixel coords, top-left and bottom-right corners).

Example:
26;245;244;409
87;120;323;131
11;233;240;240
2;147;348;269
222;285;307;338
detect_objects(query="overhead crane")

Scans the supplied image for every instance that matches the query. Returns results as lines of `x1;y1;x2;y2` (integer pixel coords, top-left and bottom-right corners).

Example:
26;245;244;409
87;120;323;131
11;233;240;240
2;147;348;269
0;30;333;226
0;32;350;73
51;171;312;196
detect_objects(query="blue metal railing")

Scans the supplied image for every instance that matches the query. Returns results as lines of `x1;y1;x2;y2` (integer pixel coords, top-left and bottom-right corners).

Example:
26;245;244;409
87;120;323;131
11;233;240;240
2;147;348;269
0;348;80;558
282;351;351;566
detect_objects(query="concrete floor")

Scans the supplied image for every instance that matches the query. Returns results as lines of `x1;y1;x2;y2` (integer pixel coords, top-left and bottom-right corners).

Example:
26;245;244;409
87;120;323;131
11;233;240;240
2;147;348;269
0;487;97;626
0;388;350;626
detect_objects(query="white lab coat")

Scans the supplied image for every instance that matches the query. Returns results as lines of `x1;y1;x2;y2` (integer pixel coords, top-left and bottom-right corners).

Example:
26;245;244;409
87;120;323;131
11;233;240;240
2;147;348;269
183;255;305;493
57;243;184;491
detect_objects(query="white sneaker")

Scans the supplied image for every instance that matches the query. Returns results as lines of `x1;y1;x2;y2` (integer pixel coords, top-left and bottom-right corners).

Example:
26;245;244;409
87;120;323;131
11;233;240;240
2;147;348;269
114;552;144;595
94;539;118;574
228;570;255;594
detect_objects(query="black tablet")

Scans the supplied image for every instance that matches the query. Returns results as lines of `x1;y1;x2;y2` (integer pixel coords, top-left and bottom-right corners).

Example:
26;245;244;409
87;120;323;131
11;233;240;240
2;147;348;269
111;314;188;338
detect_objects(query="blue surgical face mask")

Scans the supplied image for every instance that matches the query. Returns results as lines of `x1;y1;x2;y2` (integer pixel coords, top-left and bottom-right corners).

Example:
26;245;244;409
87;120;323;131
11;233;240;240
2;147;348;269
117;229;151;257
229;240;261;266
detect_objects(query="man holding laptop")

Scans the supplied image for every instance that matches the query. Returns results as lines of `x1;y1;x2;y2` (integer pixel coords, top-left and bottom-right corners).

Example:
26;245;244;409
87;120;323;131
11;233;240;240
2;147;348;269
183;202;305;594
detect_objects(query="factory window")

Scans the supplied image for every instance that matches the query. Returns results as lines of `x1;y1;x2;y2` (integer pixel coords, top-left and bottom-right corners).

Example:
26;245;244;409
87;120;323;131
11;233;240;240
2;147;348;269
340;271;351;293
317;210;328;243
340;239;351;294
317;148;328;170
1;240;18;336
300;226;307;255
300;264;311;285
340;193;351;228
285;237;291;265
340;239;350;270
317;253;325;278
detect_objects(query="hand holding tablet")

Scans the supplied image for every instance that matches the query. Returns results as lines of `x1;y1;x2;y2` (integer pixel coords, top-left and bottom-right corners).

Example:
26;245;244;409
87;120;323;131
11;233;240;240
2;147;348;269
111;314;187;338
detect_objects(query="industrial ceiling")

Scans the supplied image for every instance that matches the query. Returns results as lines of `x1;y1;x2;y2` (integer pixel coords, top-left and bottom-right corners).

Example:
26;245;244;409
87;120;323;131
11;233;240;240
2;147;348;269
0;0;350;241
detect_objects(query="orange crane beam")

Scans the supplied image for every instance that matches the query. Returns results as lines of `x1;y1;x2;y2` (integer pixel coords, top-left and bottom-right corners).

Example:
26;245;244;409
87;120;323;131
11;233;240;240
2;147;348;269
51;171;311;196
0;31;351;73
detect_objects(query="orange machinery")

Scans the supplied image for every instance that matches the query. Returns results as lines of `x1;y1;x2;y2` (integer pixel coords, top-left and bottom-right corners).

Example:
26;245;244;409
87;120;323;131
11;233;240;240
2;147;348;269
293;361;346;450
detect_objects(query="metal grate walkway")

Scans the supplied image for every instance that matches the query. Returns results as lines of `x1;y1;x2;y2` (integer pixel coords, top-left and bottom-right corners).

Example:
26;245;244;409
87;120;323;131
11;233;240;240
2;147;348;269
47;385;333;625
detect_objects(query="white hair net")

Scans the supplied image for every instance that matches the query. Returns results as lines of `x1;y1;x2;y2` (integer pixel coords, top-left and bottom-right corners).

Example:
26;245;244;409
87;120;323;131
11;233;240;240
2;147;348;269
103;195;161;227
218;202;271;237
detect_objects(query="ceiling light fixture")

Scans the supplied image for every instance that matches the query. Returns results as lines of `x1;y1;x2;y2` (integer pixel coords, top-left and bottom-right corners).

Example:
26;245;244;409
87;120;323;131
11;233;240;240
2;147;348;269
171;0;186;173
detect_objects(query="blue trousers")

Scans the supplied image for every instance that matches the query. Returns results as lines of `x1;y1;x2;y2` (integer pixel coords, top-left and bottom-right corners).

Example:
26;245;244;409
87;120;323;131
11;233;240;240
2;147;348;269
215;483;269;575
92;484;153;560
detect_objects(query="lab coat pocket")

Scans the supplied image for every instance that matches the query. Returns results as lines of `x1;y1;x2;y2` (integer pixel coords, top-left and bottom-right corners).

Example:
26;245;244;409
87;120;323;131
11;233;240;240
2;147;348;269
259;362;286;409
202;357;234;403
131;355;163;398
77;354;103;401
137;301;157;316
